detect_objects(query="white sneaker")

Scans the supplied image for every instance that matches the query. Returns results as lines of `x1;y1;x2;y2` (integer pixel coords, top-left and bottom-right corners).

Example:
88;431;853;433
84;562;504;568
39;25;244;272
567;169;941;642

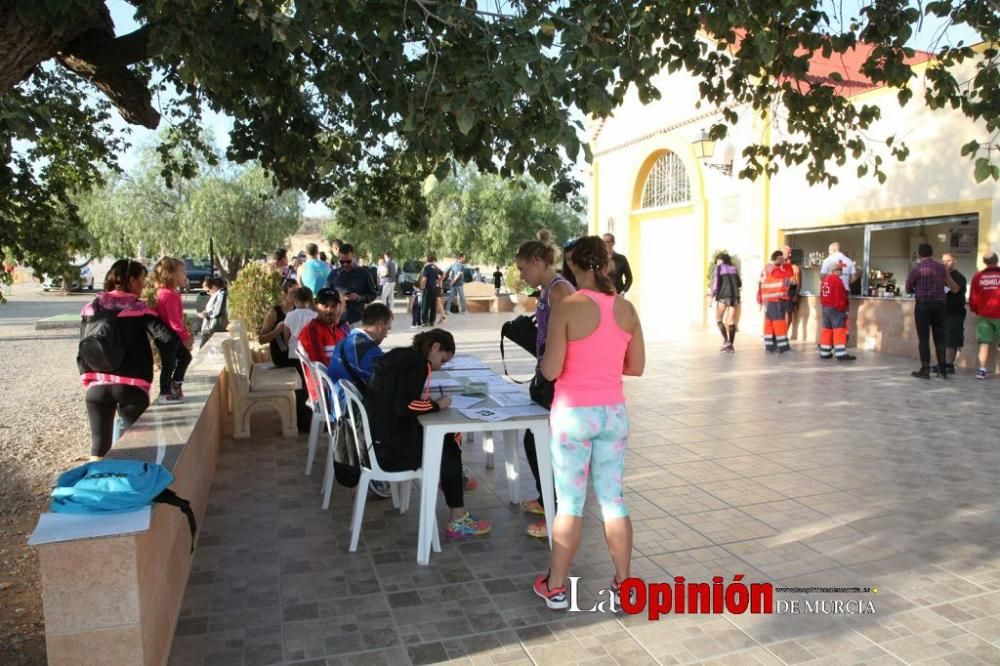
155;393;184;405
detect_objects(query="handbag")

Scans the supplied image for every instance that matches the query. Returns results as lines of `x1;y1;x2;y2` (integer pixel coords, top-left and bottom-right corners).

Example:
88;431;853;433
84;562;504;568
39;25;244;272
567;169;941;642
500;314;537;383
528;367;555;409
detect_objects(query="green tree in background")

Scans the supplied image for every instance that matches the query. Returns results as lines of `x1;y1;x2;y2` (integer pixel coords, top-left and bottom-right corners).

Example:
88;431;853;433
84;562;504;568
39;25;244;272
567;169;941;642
79;136;302;277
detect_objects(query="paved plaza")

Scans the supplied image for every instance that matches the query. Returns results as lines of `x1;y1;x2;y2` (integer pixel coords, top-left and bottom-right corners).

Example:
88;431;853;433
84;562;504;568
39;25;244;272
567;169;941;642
169;314;1000;665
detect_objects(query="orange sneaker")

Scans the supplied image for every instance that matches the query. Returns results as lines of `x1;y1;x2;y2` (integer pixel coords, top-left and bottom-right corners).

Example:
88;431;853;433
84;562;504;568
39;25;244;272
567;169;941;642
526;519;547;539
520;499;545;515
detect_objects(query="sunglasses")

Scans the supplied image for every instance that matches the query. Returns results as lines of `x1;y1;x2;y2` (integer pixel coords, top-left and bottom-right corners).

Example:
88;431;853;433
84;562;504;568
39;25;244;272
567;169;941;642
339;259;353;265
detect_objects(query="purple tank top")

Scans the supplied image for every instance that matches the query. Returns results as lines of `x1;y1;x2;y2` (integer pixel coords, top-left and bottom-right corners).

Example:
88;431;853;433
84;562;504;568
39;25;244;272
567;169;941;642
535;274;574;356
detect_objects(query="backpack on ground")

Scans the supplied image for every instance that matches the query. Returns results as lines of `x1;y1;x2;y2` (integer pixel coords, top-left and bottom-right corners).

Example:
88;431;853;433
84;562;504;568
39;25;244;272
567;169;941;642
78;299;125;372
51;460;198;552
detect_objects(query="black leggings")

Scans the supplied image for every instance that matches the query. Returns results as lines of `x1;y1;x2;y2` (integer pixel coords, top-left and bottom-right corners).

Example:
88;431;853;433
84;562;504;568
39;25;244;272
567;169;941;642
85;384;150;457
159;342;192;395
524;429;557;509
377;434;464;508
421;289;438;325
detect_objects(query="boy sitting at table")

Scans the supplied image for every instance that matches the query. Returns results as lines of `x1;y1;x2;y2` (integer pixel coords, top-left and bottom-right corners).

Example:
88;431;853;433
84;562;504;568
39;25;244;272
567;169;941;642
365;328;491;539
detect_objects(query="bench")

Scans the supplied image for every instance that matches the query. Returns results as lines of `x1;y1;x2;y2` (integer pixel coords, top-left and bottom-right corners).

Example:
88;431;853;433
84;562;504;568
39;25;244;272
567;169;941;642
457;281;517;313
28;333;234;666
222;322;301;439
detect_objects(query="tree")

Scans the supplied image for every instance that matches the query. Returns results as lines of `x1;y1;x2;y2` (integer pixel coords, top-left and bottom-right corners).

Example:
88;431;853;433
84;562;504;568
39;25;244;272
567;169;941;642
2;2;998;266
425;163;585;265
79;142;302;277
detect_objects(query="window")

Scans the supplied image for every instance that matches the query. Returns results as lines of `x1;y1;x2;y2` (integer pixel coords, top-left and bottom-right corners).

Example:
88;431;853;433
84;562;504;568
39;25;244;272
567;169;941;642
640;152;690;208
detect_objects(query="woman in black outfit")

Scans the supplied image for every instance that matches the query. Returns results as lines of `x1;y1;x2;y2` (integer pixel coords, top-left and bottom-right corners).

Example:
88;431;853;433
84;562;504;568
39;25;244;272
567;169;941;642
365;329;491;538
258;279;298;367
78;259;179;459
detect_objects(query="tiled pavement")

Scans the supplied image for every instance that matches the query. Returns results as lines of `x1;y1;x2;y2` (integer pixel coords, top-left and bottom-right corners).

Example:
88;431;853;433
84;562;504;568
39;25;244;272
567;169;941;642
169;314;1000;665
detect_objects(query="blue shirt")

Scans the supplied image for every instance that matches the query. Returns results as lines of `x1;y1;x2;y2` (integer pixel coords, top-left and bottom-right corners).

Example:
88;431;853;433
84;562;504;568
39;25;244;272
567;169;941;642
298;259;331;297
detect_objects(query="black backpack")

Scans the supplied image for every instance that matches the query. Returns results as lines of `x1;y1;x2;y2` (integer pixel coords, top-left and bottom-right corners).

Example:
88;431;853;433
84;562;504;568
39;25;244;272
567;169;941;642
78;299;125;372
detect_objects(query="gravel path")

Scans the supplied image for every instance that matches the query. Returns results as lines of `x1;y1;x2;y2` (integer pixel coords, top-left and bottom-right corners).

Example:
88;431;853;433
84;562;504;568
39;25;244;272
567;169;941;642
0;288;201;665
0;289;94;664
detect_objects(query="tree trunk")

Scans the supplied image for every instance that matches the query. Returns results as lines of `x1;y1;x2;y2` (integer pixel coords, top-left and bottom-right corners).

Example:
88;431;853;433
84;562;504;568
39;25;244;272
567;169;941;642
0;3;159;128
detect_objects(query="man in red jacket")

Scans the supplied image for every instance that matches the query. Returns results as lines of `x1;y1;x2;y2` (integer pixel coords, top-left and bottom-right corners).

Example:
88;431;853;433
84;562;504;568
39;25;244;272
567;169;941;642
818;264;856;362
969;252;1000;379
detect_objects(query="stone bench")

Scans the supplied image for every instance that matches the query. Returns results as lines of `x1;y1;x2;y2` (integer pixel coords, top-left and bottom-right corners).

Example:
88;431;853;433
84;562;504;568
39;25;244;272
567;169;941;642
28;333;235;666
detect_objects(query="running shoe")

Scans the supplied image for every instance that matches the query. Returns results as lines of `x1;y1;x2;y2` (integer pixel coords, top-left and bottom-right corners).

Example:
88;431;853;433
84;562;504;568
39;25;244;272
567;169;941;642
610;575;637;609
171;381;185;400
977;368;988;380
369;480;393;498
445;512;491;538
725;343;735;353
533;574;568;610
155;392;184;405
520;499;545;515
526;520;547;539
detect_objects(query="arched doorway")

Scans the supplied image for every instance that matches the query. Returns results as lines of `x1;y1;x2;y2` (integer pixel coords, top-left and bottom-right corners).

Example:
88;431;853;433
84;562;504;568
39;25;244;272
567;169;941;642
629;149;705;340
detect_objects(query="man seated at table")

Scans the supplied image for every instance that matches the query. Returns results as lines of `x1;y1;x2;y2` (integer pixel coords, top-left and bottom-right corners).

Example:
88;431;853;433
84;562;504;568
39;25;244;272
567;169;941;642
328;302;394;498
365;328;491;539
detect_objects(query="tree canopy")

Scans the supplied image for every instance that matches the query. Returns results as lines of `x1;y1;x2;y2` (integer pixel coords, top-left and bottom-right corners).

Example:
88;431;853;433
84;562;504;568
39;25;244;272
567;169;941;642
2;1;997;267
79;141;302;277
327;162;585;265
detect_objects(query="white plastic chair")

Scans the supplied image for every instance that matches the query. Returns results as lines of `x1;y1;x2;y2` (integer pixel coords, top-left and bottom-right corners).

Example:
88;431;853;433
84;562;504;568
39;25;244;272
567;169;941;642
315;369;342;510
296;347;326;475
339;379;440;554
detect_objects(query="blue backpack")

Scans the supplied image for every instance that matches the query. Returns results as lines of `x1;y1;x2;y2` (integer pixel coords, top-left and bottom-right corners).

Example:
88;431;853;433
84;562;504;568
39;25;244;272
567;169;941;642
51;460;197;551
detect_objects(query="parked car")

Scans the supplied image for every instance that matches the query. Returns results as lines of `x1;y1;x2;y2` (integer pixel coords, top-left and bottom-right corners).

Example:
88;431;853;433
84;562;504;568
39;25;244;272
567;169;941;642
183;258;213;292
399;260;423;295
42;265;95;292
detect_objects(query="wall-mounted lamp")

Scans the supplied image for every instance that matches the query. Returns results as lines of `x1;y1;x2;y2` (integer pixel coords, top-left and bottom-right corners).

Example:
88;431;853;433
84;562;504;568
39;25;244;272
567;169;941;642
692;130;733;176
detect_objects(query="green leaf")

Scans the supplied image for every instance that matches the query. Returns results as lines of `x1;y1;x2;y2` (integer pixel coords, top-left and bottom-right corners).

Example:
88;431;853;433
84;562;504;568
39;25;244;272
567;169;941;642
974;158;992;183
455;109;476;135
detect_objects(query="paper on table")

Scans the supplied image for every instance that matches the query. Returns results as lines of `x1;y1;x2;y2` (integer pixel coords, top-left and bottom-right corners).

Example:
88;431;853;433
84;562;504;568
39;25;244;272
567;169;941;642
447;369;494;378
28;507;152;546
491;391;533;407
442;355;488;370
447;395;484;409
430;378;462;390
459;404;549;421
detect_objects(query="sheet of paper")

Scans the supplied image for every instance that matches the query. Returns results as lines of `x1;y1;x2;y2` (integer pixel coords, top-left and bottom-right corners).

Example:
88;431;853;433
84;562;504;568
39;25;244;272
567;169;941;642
490;391;533;407
430;378;462;390
459;405;549;422
447;395;484;409
28;507;152;546
489;381;529;393
442;355;488;370
446;369;495;378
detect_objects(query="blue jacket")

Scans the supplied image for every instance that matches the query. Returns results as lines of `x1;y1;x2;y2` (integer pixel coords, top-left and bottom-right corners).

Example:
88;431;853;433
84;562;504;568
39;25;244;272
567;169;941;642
326;329;383;404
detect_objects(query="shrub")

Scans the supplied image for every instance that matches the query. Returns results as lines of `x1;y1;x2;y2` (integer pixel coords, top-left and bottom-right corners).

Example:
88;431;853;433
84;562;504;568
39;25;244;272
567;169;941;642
503;263;529;295
228;261;282;337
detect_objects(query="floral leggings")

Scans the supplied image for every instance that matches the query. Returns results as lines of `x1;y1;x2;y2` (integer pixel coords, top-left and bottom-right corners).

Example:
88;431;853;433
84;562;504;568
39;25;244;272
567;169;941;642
549;403;630;520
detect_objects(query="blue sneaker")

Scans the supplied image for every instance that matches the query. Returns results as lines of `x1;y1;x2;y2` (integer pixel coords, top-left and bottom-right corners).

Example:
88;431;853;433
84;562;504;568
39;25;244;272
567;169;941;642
445;512;491;538
976;368;988;380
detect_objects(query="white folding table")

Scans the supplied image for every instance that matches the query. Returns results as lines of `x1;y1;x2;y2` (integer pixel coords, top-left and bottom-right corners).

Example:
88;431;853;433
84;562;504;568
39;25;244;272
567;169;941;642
416;379;553;565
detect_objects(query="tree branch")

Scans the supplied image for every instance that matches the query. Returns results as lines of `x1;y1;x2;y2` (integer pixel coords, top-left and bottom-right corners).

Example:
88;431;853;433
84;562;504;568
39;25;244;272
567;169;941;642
56;24;159;128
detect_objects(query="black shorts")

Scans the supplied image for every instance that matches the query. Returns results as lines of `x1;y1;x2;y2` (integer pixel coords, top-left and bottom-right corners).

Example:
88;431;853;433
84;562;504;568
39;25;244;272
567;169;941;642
945;312;966;349
717;298;740;306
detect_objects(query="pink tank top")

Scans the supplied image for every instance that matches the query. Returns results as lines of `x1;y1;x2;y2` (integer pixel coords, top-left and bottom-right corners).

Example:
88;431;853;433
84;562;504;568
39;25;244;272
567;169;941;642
553;289;632;409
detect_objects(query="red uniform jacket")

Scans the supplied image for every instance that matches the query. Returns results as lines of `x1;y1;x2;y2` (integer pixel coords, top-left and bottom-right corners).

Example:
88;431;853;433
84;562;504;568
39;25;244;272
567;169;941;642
820;274;849;312
757;263;794;305
969;266;1000;319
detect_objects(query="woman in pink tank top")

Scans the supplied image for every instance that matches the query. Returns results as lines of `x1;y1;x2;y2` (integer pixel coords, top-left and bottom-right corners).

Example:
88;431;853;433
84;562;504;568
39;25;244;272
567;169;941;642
531;236;646;610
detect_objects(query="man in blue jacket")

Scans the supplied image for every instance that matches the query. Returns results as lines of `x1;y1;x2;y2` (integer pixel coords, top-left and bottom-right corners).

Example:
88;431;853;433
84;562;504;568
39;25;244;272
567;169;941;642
327;303;393;394
325;243;377;325
327;302;394;498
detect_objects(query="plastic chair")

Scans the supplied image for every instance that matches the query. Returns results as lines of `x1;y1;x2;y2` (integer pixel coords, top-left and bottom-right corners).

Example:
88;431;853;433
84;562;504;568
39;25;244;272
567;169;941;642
338;379;440;554
296;347;326;475
314;369;342;510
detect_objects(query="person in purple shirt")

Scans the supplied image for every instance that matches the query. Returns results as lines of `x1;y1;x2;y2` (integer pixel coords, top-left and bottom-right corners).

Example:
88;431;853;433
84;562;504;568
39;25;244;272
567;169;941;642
905;243;960;379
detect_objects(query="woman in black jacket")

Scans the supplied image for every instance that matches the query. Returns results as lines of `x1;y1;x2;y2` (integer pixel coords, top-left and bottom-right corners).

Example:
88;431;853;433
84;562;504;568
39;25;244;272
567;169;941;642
365;329;491;539
78;259;179;459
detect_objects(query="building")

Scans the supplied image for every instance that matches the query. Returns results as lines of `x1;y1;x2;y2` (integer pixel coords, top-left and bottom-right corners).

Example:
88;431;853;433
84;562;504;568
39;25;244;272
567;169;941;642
589;39;999;367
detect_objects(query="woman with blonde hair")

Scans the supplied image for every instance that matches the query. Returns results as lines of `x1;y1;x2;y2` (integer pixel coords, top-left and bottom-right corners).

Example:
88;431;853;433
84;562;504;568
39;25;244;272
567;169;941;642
153;257;193;404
